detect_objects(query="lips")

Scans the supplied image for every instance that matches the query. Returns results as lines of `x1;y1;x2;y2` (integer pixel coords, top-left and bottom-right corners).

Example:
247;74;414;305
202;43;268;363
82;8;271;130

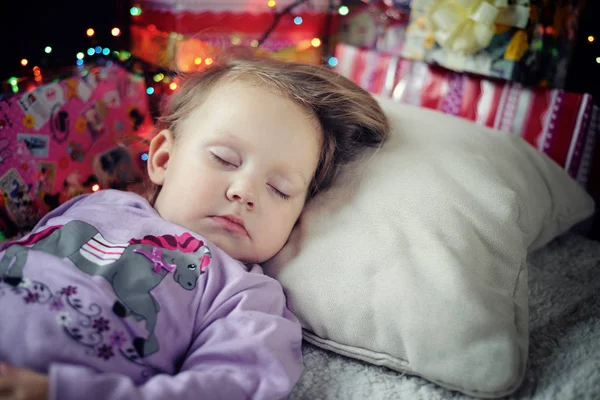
211;215;248;236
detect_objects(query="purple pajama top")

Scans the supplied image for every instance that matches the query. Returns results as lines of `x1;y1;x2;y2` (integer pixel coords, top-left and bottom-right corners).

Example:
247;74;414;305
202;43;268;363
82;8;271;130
0;190;303;400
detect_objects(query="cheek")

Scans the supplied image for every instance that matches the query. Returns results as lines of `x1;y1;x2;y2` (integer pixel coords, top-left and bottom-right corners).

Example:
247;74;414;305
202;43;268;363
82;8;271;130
264;203;303;236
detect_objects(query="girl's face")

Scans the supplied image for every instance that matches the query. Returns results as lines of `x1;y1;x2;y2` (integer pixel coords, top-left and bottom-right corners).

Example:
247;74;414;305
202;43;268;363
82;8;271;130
148;81;322;263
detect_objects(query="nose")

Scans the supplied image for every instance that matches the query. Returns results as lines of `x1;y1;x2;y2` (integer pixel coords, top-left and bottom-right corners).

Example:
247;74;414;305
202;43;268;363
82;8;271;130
226;177;256;209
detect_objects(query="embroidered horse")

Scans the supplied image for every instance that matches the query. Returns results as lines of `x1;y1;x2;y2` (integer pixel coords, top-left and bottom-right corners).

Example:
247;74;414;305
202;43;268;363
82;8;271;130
0;220;211;357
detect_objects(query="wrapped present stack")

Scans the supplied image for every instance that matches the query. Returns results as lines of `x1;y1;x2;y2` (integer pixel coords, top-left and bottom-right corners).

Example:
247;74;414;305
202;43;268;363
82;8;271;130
129;0;343;70
0;64;154;240
338;0;585;89
334;1;598;193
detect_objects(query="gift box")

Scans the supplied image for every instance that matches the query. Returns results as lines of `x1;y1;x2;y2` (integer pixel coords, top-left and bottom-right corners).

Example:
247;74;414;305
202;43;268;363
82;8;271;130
0;64;154;238
335;43;599;188
130;0;341;70
401;0;585;88
338;2;411;55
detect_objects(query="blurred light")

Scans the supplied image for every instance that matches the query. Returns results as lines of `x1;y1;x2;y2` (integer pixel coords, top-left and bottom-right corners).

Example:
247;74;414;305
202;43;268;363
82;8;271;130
76;52;84;60
86;28;95;37
33;66;41;76
8;77;18;86
146;87;155;95
328;57;338;67
141;153;149;161
588;36;595;43
596;57;600;64
87;48;95;56
92;184;100;192
153;73;165;82
95;46;102;54
20;59;28;66
130;6;142;16
311;38;321;47
251;40;259;48
102;48;110;55
44;46;52;54
231;35;241;45
338;6;349;15
169;82;178;90
294;16;303;25
194;57;202;65
12;85;18;93
267;0;276;7
111;27;121;37
119;51;132;60
76;59;84;66
205;57;213;65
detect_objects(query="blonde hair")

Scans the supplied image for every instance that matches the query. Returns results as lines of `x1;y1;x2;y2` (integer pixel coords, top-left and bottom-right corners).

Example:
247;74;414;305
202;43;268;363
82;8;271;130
151;55;389;201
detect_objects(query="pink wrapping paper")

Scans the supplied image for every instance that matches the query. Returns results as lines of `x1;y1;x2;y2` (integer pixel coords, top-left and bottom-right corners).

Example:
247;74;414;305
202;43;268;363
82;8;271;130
0;64;153;235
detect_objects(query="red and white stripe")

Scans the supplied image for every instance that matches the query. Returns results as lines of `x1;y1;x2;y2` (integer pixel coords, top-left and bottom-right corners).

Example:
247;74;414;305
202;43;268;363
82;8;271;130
80;233;129;266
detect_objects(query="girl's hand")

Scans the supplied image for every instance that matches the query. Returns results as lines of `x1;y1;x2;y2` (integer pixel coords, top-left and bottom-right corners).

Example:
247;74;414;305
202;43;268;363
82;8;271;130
0;363;49;400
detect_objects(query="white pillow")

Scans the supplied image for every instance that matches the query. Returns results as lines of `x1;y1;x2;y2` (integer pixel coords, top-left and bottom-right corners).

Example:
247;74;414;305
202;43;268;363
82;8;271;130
263;98;595;398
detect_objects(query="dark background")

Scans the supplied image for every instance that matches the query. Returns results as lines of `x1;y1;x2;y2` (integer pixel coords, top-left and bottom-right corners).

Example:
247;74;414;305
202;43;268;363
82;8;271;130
0;0;131;82
1;0;599;99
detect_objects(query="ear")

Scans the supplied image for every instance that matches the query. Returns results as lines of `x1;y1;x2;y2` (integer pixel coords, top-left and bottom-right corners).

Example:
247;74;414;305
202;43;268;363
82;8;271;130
147;129;175;186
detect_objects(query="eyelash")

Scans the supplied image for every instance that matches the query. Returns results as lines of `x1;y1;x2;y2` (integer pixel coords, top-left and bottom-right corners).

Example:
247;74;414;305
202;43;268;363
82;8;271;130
211;152;291;201
210;152;236;168
269;185;290;201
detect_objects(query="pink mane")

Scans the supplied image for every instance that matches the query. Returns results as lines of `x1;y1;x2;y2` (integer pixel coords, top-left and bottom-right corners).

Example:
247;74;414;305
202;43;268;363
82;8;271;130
0;225;63;252
129;232;204;253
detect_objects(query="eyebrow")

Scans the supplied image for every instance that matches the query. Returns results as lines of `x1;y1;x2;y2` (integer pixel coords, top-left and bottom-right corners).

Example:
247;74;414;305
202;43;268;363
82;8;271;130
216;129;250;147
278;167;309;188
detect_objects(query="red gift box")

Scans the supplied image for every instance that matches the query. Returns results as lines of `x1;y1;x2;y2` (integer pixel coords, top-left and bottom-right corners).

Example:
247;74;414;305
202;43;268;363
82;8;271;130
334;43;598;188
130;0;341;69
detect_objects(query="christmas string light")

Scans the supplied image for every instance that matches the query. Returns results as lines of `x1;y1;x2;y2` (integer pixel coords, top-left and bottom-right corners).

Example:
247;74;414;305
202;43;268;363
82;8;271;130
8;77;18;93
257;0;310;47
130;6;142;16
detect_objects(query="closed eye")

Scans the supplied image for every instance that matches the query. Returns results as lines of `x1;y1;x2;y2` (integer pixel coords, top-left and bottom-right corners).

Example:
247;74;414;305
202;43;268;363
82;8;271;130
268;185;290;201
210;152;237;168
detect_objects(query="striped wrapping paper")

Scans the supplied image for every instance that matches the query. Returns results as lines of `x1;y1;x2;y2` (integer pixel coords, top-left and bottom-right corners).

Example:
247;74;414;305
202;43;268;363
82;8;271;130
335;43;599;187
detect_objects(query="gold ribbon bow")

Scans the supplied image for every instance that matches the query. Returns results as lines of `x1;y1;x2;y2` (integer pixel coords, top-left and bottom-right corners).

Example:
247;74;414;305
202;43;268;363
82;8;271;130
428;0;529;54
